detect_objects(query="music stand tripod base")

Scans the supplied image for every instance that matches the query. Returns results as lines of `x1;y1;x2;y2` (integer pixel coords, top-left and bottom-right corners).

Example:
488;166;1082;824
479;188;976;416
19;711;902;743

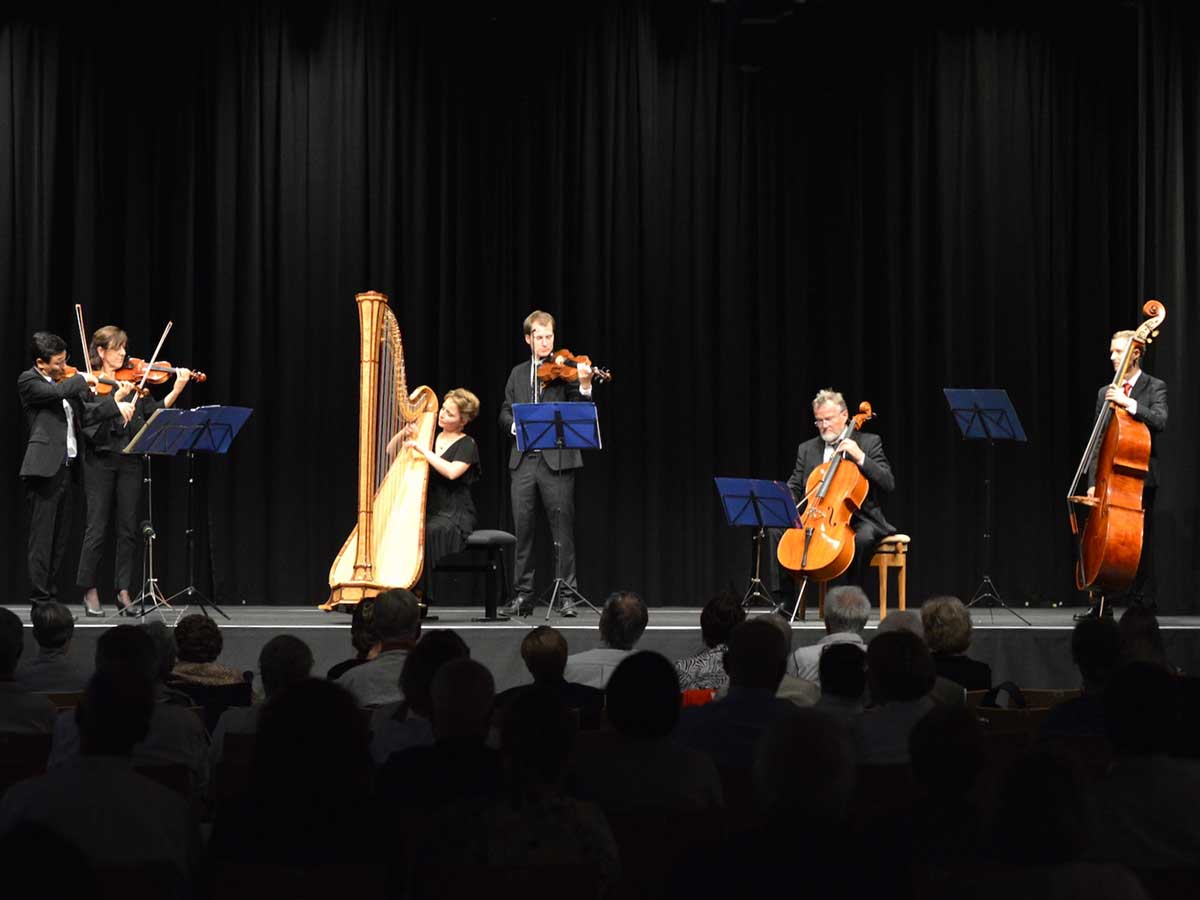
966;575;1031;626
539;579;602;621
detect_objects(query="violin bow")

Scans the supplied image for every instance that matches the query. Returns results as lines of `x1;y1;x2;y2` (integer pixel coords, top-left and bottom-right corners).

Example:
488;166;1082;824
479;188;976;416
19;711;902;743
140;321;173;393
73;304;95;378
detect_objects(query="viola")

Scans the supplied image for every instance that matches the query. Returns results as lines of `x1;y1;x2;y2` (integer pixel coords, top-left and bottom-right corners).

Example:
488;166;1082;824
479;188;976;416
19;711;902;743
536;349;612;386
777;402;876;609
114;358;207;386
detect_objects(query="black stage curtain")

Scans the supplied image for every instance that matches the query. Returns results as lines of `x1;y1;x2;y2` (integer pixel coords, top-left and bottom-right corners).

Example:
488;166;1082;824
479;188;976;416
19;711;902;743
1;0;1197;613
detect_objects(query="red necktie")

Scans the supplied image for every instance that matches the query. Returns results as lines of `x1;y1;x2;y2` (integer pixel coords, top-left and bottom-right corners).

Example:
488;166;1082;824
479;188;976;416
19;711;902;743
1123;382;1132;397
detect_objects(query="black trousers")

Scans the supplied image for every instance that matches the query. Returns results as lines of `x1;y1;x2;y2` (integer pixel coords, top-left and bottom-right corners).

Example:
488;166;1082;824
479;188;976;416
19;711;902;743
76;452;142;592
24;462;77;604
421;513;468;604
510;451;577;598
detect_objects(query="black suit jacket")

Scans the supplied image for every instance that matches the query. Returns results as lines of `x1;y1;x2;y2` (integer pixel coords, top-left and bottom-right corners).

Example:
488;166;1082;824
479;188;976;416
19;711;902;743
1089;371;1167;489
498;360;593;471
786;431;896;543
17;368;116;478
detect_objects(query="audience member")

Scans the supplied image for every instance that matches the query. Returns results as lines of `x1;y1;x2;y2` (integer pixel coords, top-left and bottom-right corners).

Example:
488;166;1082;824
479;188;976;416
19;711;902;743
326;596;375;680
1117;606;1171;670
412;686;619;896
789;586;869;684
564;591;648;688
673;618;799;770
369;629;470;766
921;595;992;690
815;642;867;725
208;679;375;864
209;634;313;766
674;591;745;691
1040;617;1121;740
48;624;209;796
760;613;819;706
335;588;421;706
15;601;89;693
0;644;200;880
856;629;935;764
875;609;964;707
376;658;501;809
494;626;604;729
568;651;722;813
907;705;988;864
0;608;56;734
1087;662;1200;869
170;614;245;686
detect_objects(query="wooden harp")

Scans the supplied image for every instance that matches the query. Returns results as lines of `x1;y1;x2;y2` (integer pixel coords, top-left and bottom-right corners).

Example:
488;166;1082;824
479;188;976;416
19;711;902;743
323;291;438;609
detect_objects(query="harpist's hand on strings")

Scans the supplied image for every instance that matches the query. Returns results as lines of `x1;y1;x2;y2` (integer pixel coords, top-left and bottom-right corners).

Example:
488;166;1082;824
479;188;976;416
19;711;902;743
834;438;866;465
402;439;430;460
386;423;418;456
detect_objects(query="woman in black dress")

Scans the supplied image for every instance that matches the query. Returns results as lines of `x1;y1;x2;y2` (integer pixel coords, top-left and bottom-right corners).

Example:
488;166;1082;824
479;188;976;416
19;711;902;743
389;388;481;606
76;325;192;616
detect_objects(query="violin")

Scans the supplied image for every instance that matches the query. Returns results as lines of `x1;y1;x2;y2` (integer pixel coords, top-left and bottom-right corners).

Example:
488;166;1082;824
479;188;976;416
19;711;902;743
114;358;207;386
56;364;146;397
536;349;612;386
777;402;876;617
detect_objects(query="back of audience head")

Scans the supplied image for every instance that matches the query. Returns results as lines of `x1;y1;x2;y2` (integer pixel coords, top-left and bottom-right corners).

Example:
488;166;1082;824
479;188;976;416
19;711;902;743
259;635;314;699
174;613;224;664
430;658;494;740
254;679;370;795
31;600;74;651
599;591;648;650
606;651;681;739
1104;661;1179;757
78;669;155;757
824;586;870;636
724;618;789;692
920;596;972;656
371;588;422;645
909;705;986;801
520;626;568;684
141;621;177;682
501;686;576;785
699;591;745;649
875;608;924;641
350;597;375;659
759;612;794;654
402;629;471;717
0;608;23;679
991;749;1091;864
867;630;934;703
1071;616;1121;689
819;643;867;701
1118;606;1168;668
755;709;855;822
95;625;158;684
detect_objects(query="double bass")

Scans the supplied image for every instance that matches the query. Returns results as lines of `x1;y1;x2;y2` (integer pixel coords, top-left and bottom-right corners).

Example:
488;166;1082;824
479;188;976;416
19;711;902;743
777;401;876;617
1067;301;1166;599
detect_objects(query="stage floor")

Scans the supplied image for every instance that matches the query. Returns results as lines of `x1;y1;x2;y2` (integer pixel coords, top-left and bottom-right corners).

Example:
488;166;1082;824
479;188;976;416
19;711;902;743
13;605;1200;694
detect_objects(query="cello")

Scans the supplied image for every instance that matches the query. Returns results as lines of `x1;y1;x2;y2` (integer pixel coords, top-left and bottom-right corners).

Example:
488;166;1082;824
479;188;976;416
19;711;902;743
1067;301;1166;604
777;401;876;620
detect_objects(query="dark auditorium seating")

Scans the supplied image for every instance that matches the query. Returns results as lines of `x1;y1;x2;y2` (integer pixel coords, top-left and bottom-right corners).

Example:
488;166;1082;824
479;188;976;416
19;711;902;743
0;731;52;796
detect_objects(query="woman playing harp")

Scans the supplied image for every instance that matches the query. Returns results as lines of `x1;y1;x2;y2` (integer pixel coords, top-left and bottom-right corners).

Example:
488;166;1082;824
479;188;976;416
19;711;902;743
325;292;438;610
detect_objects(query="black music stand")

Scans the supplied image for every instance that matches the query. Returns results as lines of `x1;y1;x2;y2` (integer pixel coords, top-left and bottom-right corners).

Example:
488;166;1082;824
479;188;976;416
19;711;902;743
125;405;252;620
714;477;798;612
944;388;1030;625
512;401;602;619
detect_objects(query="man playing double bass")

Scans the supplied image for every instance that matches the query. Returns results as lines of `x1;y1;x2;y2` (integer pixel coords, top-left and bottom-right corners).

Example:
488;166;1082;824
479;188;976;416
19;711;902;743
1082;330;1167;616
769;389;896;603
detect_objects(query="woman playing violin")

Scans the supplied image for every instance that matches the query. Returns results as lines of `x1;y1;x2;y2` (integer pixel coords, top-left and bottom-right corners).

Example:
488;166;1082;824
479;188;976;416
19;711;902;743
77;325;192;616
386;388;482;611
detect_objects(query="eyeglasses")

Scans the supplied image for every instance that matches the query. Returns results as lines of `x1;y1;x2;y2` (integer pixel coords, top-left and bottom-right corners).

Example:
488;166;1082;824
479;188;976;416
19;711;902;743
813;415;844;427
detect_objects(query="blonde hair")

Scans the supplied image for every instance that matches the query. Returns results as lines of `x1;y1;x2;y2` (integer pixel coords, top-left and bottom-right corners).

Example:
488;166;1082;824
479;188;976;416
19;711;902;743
812;389;847;413
523;311;555;336
89;325;128;370
443;388;480;424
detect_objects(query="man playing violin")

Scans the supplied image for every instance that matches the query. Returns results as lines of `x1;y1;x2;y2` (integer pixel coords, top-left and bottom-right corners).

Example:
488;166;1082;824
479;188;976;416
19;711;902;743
17;332;125;609
498;311;594;617
76;325;192;616
770;389;896;602
1080;330;1167;617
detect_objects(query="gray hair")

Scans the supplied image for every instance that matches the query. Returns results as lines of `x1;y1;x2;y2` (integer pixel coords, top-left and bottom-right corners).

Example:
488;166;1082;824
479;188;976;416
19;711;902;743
824;586;870;635
812;389;847;412
876;609;925;642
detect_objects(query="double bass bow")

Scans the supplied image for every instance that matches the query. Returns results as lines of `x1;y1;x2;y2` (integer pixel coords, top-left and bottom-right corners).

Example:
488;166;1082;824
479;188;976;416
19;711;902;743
1067;301;1166;600
777;401;876;620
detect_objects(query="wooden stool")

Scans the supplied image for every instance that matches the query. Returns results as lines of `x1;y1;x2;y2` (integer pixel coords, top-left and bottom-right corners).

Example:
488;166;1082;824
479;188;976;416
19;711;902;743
868;534;910;621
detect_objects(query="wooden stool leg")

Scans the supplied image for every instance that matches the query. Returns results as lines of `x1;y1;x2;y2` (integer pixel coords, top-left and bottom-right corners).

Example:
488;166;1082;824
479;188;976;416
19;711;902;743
898;555;906;612
878;558;888;621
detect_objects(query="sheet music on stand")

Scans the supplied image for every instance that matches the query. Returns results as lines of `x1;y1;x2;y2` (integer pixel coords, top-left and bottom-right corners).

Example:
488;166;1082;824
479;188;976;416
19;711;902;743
124;406;253;620
943;388;1030;625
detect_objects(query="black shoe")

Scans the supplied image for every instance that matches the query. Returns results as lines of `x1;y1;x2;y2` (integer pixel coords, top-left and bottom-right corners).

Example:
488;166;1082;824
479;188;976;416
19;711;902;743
1073;603;1112;622
559;603;577;618
83;604;106;618
505;598;533;618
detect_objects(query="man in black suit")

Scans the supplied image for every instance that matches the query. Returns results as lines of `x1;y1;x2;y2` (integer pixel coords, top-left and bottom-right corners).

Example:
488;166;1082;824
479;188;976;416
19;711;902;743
17;332;118;608
769;389;895;604
498;311;594;617
1081;329;1168;616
